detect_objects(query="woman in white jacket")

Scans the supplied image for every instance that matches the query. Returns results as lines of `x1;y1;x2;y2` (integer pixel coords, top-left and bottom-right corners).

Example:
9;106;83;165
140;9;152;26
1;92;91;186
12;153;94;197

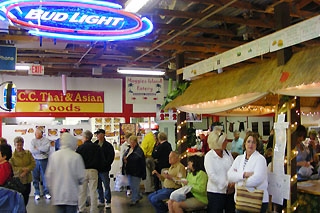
227;132;268;213
205;129;234;213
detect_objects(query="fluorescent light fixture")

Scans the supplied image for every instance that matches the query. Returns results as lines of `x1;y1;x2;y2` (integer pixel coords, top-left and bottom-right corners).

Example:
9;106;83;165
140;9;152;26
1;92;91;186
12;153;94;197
117;67;165;76
15;65;30;70
125;0;150;13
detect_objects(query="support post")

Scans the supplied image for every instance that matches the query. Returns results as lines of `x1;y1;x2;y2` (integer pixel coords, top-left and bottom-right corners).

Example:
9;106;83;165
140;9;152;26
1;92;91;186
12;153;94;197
274;2;292;65
175;53;187;160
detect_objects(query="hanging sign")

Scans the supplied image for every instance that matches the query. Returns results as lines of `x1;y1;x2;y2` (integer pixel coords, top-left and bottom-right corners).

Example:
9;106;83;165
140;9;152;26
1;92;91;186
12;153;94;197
126;77;164;104
156;105;202;123
0;45;16;72
29;65;44;75
16;90;104;113
1;0;153;41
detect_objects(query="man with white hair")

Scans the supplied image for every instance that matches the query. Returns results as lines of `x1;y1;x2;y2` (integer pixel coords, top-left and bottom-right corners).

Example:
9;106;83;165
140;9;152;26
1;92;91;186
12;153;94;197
30;128;51;201
46;133;85;213
231;130;244;154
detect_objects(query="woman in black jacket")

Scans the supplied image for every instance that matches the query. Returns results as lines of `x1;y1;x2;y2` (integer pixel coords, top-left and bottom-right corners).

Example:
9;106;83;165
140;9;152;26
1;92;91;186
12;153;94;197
123;136;146;205
152;132;172;190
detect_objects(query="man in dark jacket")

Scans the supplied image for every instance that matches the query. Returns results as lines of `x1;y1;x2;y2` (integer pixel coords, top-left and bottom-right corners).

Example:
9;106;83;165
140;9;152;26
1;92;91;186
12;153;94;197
94;129;115;209
76;130;103;213
123;135;146;206
152;132;172;190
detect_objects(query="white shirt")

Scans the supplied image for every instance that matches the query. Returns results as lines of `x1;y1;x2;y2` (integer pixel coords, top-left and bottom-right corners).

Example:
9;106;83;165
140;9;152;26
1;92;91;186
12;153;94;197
204;149;234;194
120;141;130;167
227;151;269;203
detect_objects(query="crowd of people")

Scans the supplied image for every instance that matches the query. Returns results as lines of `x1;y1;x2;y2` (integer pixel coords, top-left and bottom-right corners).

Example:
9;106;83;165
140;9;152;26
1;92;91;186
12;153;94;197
0;124;320;213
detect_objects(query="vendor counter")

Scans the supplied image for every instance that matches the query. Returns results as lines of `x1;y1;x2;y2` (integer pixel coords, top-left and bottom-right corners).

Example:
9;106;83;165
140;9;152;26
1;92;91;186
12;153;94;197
297;180;320;212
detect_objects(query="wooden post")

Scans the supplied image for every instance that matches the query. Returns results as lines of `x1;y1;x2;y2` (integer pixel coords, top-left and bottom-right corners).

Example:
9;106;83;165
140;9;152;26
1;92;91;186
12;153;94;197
290;97;300;209
286;102;292;212
175;53;188;160
274;2;292;66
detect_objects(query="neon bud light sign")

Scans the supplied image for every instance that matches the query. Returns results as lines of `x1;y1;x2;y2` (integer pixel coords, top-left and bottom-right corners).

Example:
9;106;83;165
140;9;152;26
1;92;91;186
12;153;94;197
2;0;153;41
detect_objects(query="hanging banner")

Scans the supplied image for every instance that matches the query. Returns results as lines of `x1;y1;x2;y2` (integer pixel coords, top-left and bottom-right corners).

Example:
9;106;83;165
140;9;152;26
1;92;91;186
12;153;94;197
0;45;16;71
16;90;104;112
126;77;164;104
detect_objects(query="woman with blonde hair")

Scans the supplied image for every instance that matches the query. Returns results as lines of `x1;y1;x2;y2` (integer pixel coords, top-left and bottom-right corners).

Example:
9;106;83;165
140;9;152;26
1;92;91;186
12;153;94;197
205;130;234;213
123;136;146;205
10;136;36;206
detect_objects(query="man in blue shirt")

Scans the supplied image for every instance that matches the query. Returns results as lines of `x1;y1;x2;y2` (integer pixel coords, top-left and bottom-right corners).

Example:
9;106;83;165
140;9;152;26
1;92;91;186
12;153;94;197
231;131;244;154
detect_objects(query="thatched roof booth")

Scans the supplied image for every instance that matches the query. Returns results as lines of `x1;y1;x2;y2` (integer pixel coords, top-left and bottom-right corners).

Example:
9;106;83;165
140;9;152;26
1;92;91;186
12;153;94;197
165;46;320;114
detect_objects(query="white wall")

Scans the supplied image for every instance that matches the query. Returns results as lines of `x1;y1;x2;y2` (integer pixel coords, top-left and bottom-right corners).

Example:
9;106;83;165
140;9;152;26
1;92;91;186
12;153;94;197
302;114;320;126
0;75;122;113
220;116;274;141
159;122;176;150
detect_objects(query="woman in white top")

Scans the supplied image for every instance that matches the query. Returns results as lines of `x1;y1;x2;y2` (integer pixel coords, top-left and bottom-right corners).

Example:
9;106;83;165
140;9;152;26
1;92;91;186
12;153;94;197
227;132;268;213
205;129;234;213
120;133;132;196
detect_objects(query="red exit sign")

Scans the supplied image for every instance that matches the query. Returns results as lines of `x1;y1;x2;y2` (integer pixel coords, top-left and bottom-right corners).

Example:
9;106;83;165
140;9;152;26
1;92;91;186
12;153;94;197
28;65;44;75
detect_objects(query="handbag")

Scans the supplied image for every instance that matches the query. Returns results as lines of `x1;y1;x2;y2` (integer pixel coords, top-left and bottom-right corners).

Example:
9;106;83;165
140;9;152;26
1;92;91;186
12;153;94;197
170;185;192;202
3;177;26;195
235;179;263;213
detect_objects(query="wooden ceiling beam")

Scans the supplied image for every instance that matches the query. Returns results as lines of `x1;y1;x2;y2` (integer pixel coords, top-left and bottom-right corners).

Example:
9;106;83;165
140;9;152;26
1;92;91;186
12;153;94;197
181;0;315;17
17;56;159;67
156;34;245;47
296;0;314;9
155;23;235;37
155;9;273;28
179;0;263;11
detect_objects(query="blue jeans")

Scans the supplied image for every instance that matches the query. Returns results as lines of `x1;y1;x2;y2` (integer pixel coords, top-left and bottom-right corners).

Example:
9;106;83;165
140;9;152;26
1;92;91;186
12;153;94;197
55;205;77;213
97;171;111;203
128;175;142;202
148;188;175;213
32;159;49;195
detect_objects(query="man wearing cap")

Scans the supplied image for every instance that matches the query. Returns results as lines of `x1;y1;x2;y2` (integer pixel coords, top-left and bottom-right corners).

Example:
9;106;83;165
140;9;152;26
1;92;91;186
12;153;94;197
30;128;51;201
76;130;104;213
94;129;115;209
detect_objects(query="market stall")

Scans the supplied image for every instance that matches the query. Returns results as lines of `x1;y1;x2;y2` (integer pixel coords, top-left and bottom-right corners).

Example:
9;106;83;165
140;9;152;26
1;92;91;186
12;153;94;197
165;46;320;212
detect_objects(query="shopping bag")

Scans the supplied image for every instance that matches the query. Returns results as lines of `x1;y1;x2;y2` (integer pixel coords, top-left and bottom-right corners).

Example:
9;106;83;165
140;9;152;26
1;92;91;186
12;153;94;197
114;172;129;192
169;185;192;202
235;180;263;213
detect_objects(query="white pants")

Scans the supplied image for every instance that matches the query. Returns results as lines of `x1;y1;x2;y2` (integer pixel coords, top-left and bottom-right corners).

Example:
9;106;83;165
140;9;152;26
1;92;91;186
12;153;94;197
79;169;98;213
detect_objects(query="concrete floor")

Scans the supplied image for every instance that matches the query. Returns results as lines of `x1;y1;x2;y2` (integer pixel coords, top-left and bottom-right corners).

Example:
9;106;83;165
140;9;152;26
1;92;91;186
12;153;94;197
27;192;156;213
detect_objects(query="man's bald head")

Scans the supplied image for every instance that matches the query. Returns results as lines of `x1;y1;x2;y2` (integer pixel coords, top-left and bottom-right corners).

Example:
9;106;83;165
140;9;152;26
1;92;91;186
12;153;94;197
169;151;180;165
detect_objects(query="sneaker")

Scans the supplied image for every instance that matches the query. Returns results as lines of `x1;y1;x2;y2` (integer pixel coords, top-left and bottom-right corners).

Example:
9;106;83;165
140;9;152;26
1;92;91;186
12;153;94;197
126;190;131;197
105;203;111;209
98;202;105;207
34;195;40;201
44;194;51;200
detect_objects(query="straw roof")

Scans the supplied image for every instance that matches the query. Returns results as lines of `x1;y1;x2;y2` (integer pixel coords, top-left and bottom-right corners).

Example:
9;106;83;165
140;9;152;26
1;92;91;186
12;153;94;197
166;46;320;109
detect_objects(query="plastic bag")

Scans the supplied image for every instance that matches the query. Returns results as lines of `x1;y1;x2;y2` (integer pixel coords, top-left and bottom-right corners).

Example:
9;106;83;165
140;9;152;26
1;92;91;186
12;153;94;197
114;172;129;192
169;185;192;202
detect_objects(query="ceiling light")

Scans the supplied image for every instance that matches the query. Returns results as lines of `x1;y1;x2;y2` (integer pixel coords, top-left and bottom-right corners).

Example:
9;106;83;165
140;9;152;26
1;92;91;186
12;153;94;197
117;67;165;76
15;65;30;71
125;0;150;13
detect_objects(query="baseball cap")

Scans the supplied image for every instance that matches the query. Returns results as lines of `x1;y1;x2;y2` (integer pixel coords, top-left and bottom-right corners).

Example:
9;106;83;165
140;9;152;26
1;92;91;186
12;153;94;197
94;129;105;135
